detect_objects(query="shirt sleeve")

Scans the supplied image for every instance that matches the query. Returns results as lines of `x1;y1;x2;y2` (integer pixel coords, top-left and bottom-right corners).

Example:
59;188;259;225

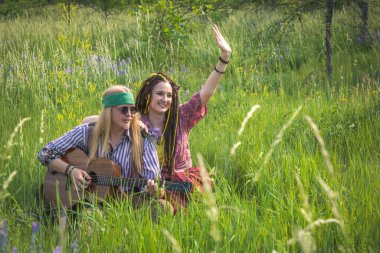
179;91;207;130
141;137;160;179
37;124;89;166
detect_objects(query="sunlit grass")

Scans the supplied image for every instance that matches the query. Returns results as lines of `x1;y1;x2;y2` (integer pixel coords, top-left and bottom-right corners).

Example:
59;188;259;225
0;4;379;252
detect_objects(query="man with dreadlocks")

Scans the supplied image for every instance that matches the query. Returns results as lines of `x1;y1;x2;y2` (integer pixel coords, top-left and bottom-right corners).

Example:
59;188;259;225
134;24;232;214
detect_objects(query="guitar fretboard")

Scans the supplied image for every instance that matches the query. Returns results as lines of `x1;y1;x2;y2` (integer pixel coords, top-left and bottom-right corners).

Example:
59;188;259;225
91;176;192;192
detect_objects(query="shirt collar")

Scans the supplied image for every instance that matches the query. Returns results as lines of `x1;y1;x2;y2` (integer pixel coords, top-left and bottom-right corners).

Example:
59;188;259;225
124;129;131;140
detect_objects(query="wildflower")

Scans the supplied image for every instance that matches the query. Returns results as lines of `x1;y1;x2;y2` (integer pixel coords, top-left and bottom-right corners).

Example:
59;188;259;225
30;222;39;253
180;65;189;74
91;55;99;64
150;128;162;140
88;82;96;94
71;239;79;253
118;70;126;76
64;66;73;74
52;246;62;253
57;113;64;122
31;222;39;233
1;221;7;252
112;63;117;73
57;34;66;43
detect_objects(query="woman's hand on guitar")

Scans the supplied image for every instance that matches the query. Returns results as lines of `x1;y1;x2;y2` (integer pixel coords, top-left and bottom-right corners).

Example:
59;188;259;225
145;179;158;196
82;115;99;124
70;167;91;189
139;120;149;133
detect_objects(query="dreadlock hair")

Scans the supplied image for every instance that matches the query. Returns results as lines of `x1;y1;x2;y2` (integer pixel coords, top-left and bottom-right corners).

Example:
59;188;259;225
136;72;180;176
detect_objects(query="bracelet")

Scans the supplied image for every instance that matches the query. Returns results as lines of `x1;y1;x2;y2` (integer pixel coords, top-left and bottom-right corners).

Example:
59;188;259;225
219;56;229;64
67;166;75;177
214;66;225;74
64;164;71;175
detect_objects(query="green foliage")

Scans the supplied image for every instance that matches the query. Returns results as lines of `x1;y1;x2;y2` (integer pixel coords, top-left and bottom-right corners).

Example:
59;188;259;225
0;0;21;17
136;0;216;47
58;1;78;24
77;0;129;19
0;0;47;17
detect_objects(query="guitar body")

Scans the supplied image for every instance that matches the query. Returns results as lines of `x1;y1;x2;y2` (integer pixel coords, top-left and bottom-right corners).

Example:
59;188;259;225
43;148;121;209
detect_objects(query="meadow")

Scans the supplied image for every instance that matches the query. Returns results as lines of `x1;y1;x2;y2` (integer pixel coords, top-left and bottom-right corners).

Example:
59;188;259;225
0;4;379;252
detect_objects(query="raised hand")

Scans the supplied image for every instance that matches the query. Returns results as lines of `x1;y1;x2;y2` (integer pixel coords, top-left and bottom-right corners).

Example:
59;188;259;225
199;25;232;106
212;24;232;59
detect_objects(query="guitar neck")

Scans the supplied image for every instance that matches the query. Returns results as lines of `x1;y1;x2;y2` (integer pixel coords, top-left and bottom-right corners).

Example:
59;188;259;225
92;176;192;192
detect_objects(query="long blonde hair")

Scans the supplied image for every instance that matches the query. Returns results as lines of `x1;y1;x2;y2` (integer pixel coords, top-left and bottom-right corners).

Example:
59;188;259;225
88;85;143;175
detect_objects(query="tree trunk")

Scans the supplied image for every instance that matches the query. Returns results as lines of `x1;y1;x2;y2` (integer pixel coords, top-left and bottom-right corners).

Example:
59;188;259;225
357;0;369;42
325;0;334;80
272;0;276;11
67;0;71;25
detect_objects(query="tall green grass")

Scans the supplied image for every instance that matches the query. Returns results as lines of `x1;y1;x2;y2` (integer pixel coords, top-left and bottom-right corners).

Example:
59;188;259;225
0;4;379;252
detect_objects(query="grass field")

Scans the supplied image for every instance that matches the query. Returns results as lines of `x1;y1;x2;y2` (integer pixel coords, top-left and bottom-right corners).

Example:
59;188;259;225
0;4;379;252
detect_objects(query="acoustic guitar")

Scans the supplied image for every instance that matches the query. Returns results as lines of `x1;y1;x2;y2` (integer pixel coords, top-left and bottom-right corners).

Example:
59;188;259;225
43;148;192;208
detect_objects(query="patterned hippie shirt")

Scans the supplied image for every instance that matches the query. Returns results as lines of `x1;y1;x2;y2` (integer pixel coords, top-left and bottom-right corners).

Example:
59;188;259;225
141;92;207;179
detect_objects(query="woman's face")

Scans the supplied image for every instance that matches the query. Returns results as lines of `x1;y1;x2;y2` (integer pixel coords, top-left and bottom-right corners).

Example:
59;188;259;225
111;104;137;130
149;81;173;115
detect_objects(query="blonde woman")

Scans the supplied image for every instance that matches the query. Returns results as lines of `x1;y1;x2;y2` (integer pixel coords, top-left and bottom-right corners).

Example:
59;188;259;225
38;85;160;200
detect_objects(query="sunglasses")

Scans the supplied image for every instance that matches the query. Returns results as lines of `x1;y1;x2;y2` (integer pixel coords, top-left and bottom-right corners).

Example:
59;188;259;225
116;106;138;115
